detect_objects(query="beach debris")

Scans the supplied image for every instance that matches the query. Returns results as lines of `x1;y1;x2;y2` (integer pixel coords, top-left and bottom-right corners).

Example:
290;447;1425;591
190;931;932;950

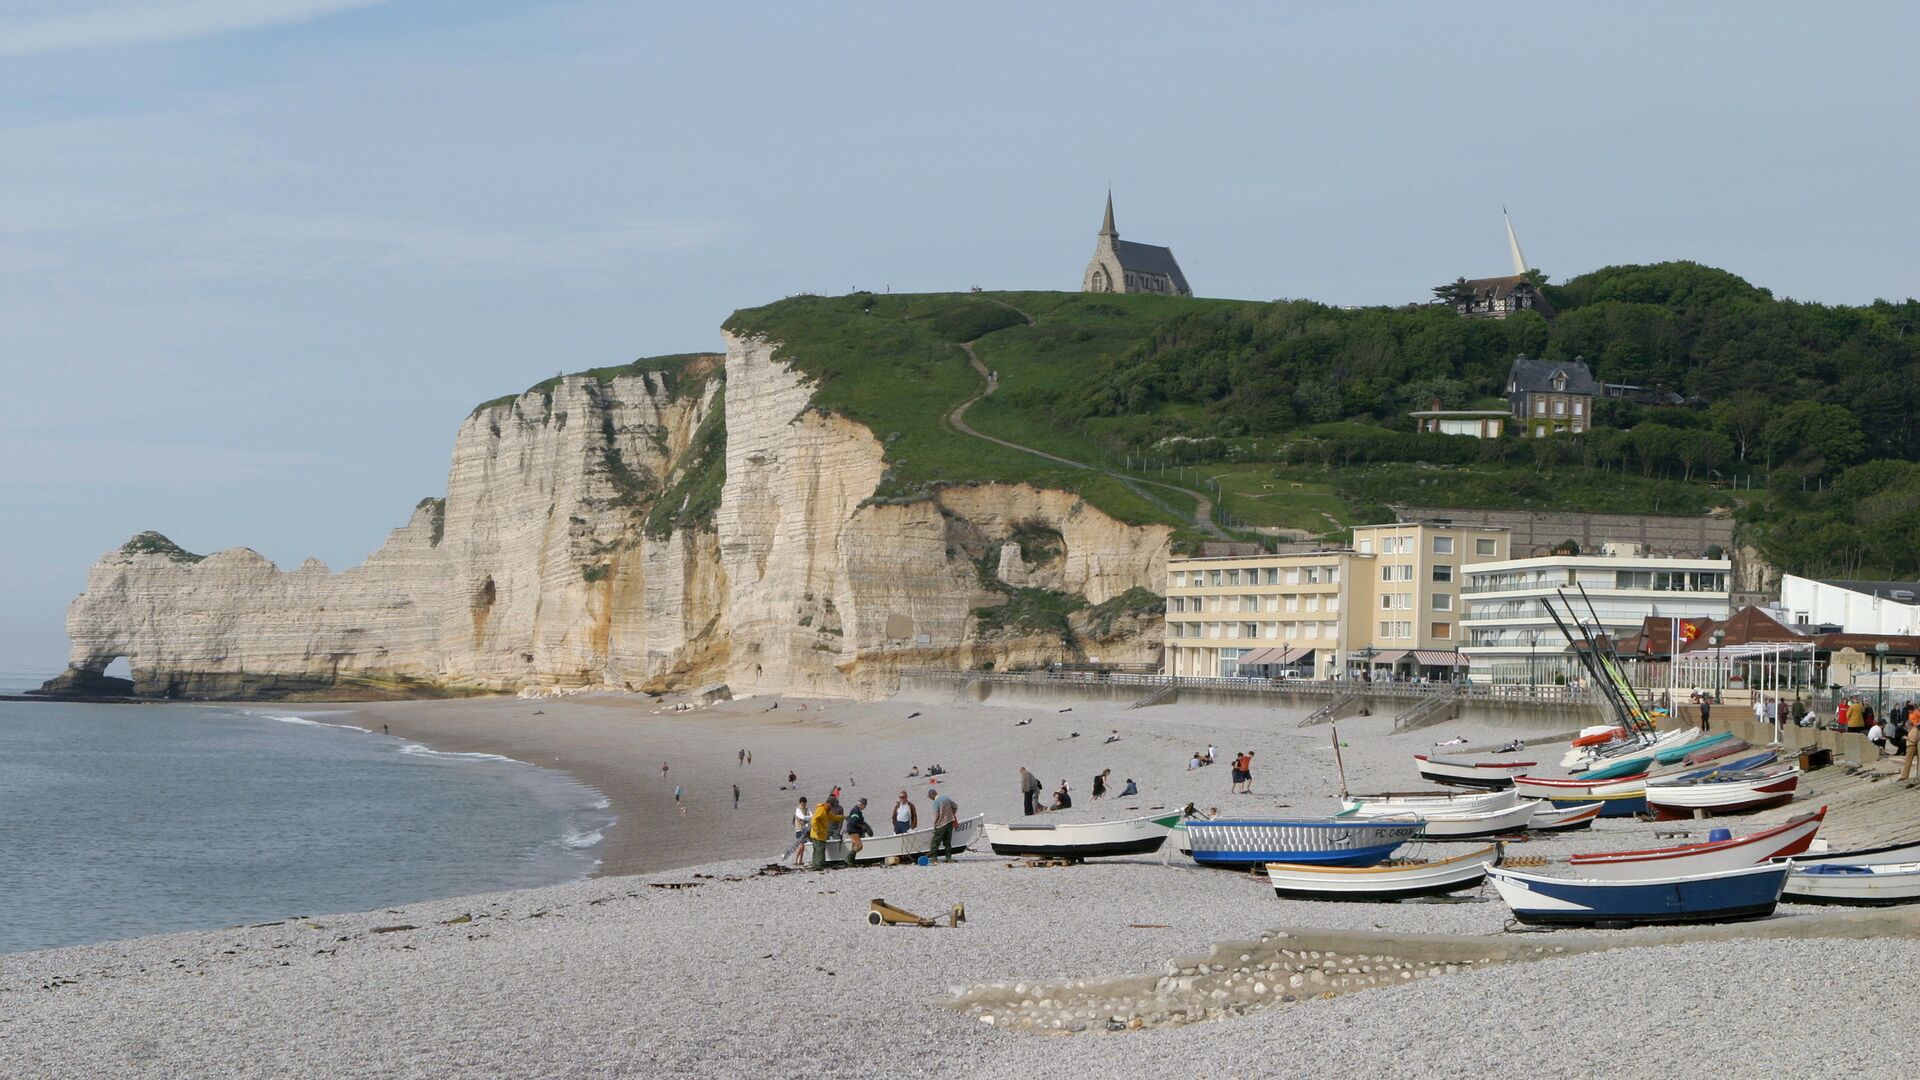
1128;924;1171;930
648;882;704;891
441;913;473;925
866;898;966;928
370;925;417;934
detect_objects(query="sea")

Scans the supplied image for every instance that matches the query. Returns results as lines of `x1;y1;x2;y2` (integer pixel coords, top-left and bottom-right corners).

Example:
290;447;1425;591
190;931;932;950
0;666;612;955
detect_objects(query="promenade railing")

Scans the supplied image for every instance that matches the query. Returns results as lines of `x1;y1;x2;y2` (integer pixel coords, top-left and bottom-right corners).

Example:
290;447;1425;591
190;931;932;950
896;667;1601;706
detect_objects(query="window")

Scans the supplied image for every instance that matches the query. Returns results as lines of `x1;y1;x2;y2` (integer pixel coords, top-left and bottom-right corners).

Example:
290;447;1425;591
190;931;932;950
1394;564;1414;582
1244;594;1260;613
1170;571;1185;588
1381;565;1393;583
1304;622;1320;639
1431;622;1453;640
1285;595;1299;612
1553;400;1566;415
1381;595;1393;610
1208;570;1222;586
1535;399;1547;415
1432;593;1453;612
1433;536;1454;555
1306;595;1320;612
1379;621;1393;638
1242;623;1259;640
1357;539;1373;554
1327;566;1340;585
1171;597;1185;613
1304;567;1320;584
1432;564;1453;583
1285;567;1301;585
1326;596;1340;613
1264;568;1278;585
1475;538;1497;556
1573;400;1584;416
1226;569;1240;585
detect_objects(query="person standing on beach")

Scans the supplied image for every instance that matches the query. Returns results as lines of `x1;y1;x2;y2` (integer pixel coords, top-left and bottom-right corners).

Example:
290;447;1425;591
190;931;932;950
807;796;844;870
673;784;682;804
733;783;741;809
1019;767;1042;816
738;749;745;766
661;762;669;779
893;791;916;833
790;798;810;864
927;788;957;862
1093;769;1109;798
1699;697;1710;732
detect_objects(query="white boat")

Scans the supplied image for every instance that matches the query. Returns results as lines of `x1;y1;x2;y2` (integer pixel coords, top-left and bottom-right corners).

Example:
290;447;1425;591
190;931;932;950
1342;789;1519;813
1784;837;1920;868
1529;802;1602;831
821;814;984;865
1782;861;1920;906
1560;726;1694;770
1413;754;1536;789
1266;844;1500;901
1342;798;1538;839
1566;810;1824;880
983;813;1180;859
1647;767;1801;819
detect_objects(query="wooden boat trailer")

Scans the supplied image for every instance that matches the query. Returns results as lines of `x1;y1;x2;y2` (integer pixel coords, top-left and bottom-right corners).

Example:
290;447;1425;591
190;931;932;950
867;897;966;928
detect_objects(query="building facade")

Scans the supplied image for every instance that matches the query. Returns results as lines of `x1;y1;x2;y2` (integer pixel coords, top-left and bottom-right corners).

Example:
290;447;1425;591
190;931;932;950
1163;550;1370;680
1409;401;1509;439
1455;275;1554;319
1460;545;1733;684
1779;575;1920;636
1082;193;1192;297
1506;355;1599;438
1350;523;1511;671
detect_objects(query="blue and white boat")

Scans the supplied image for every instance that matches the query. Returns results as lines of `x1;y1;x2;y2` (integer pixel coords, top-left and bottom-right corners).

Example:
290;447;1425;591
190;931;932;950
1654;730;1735;765
1659;749;1778;784
1577;754;1655;781
1486;862;1790;927
1182;818;1421;868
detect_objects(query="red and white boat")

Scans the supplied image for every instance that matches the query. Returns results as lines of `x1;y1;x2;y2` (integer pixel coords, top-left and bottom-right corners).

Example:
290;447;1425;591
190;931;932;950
1530;801;1603;831
1512;772;1649;800
1647;767;1801;820
1414;754;1537;790
1572;725;1626;749
1567;809;1825;880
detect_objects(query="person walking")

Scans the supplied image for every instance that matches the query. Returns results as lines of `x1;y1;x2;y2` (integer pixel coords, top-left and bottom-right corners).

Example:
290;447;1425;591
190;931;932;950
789;797;810;865
842;797;874;866
738;749;745;766
927;787;958;862
673;784;682;804
733;783;741;809
1902;705;1920;782
1093;768;1110;798
1019;766;1042;816
1699;697;1711;732
892;790;916;834
807;795;844;870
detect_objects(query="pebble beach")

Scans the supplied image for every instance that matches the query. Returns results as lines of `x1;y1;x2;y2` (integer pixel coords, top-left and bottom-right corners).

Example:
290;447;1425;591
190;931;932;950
6;691;1918;1078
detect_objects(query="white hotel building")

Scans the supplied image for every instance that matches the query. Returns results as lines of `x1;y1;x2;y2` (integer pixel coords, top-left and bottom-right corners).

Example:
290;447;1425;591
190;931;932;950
1460;544;1733;683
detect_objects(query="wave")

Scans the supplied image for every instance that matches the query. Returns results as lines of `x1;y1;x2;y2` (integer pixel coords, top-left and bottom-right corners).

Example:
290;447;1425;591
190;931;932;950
591;798;611;810
396;743;524;766
560;829;604;849
256;713;371;734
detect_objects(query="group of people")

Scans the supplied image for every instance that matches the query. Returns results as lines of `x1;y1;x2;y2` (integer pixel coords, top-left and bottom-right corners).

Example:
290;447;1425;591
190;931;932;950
1018;766;1138;815
789;787;962;869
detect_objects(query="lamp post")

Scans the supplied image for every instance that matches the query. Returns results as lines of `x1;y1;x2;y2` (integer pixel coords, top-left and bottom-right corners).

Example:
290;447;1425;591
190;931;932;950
1526;629;1539;693
1876;641;1890;716
1709;630;1725;704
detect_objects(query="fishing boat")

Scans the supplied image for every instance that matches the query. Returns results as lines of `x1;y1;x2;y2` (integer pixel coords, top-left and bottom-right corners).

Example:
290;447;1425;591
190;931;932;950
1576;754;1655;781
1266;844;1500;901
1513;773;1649;818
1530;801;1602;831
820;814;985;865
1486;862;1791;927
1680;737;1749;767
1654;730;1735;766
1656;749;1778;784
1340;788;1519;813
1647;767;1801;820
1341;798;1538;839
1781;861;1920;906
983;813;1180;859
1183;818;1422;869
1413;754;1536;790
1567;809;1824;880
1782;837;1920;868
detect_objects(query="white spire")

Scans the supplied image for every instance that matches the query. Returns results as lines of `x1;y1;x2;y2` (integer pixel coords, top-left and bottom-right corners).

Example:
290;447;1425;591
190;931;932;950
1504;206;1529;276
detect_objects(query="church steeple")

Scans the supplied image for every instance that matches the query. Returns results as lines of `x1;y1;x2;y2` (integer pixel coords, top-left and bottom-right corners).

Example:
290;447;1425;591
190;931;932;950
1100;191;1117;238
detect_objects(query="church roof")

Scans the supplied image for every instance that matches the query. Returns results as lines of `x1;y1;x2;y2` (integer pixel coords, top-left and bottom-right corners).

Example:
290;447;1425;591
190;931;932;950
1114;240;1190;293
1463;274;1555;316
1507;355;1601;396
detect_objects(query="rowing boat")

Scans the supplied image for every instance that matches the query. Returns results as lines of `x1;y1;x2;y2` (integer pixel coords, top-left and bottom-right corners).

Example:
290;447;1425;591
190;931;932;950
1567;809;1824;880
983;813;1180;859
1487;862;1790;927
1529;801;1602;831
1183;818;1421;868
1647;767;1800;819
1340;798;1538;839
1266;844;1499;901
1781;861;1920;906
1413;754;1536;789
820;814;984;865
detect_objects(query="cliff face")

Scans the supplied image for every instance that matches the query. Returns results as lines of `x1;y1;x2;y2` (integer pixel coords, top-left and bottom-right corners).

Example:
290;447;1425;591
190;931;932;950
54;341;1169;700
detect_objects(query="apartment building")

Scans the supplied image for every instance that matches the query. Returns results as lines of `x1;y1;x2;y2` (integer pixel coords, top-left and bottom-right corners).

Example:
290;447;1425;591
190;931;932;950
1460;543;1733;683
1162;550;1372;680
1349;522;1511;675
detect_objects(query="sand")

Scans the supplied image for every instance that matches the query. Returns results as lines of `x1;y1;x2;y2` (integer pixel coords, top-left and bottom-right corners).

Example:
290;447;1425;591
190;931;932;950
7;690;1918;1078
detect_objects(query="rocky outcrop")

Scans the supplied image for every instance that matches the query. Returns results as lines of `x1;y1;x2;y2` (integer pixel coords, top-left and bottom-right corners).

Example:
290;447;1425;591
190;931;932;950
51;341;1170;702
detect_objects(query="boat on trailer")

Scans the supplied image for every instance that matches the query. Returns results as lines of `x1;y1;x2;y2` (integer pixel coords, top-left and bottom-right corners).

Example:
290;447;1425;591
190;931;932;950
1647;767;1800;820
1566;809;1825;880
1414;755;1536;790
1183;818;1422;869
1487;862;1791;927
1266;844;1500;901
1530;801;1602;831
820;814;985;865
983;813;1180;860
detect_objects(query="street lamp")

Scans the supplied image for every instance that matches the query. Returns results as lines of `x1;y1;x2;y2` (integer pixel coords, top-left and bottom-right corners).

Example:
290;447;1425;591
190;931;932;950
1709;630;1725;704
1526;629;1540;692
1876;641;1890;716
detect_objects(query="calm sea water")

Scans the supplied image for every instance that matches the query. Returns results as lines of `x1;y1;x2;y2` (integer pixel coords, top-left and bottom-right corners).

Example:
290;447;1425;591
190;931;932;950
0;670;611;955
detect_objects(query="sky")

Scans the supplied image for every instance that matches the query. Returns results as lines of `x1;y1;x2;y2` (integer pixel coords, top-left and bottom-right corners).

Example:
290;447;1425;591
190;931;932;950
1;1;1915;672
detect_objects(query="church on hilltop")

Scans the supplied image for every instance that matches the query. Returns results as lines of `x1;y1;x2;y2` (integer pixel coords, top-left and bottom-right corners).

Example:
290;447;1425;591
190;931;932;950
1081;193;1191;297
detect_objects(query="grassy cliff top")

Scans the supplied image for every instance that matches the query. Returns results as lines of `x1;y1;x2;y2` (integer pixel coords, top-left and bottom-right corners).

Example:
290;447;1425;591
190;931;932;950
471;352;722;416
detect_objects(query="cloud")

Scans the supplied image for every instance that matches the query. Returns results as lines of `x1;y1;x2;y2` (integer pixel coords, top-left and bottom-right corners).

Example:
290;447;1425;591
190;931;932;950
0;0;394;57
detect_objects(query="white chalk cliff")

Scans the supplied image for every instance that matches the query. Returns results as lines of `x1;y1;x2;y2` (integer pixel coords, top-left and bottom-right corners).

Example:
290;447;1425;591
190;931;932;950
53;338;1168;700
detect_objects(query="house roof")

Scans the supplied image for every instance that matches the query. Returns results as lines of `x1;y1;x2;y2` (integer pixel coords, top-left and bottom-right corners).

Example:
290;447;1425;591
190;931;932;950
1815;579;1920;603
1676;606;1807;652
1507;355;1602;397
1462;275;1555;316
1114;240;1190;293
1813;633;1920;656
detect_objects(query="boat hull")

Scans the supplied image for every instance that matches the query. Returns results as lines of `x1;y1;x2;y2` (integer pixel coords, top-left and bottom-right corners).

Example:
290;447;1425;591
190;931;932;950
1185;819;1421;868
1782;862;1920;906
983;814;1176;859
1568;810;1824;880
1530;802;1602;831
1267;845;1499;901
1648;769;1800;820
1488;863;1790;927
1414;755;1535;790
821;815;984;865
1656;731;1733;765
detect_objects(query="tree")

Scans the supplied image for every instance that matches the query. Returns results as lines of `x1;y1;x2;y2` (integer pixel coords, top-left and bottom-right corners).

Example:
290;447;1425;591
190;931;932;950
1708;394;1769;462
1430;277;1475;309
1763;400;1867;475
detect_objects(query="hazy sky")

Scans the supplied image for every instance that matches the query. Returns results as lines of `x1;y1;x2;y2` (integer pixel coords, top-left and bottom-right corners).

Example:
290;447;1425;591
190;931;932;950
2;2;1915;670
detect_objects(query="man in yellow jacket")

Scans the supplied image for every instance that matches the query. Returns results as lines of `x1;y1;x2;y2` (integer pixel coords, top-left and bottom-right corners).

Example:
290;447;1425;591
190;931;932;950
807;796;844;870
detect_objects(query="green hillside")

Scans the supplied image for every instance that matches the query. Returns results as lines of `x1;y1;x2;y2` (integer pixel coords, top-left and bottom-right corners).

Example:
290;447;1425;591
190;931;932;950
721;265;1920;578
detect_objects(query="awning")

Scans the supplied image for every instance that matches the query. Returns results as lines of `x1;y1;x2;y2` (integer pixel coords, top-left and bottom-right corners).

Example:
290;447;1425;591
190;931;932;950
1235;646;1317;666
1409;649;1470;668
1366;650;1409;664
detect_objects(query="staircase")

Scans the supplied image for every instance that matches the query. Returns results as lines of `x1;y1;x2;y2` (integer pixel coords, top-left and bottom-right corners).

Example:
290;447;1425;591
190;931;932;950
1391;688;1462;734
1297;688;1361;728
1126;682;1178;710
